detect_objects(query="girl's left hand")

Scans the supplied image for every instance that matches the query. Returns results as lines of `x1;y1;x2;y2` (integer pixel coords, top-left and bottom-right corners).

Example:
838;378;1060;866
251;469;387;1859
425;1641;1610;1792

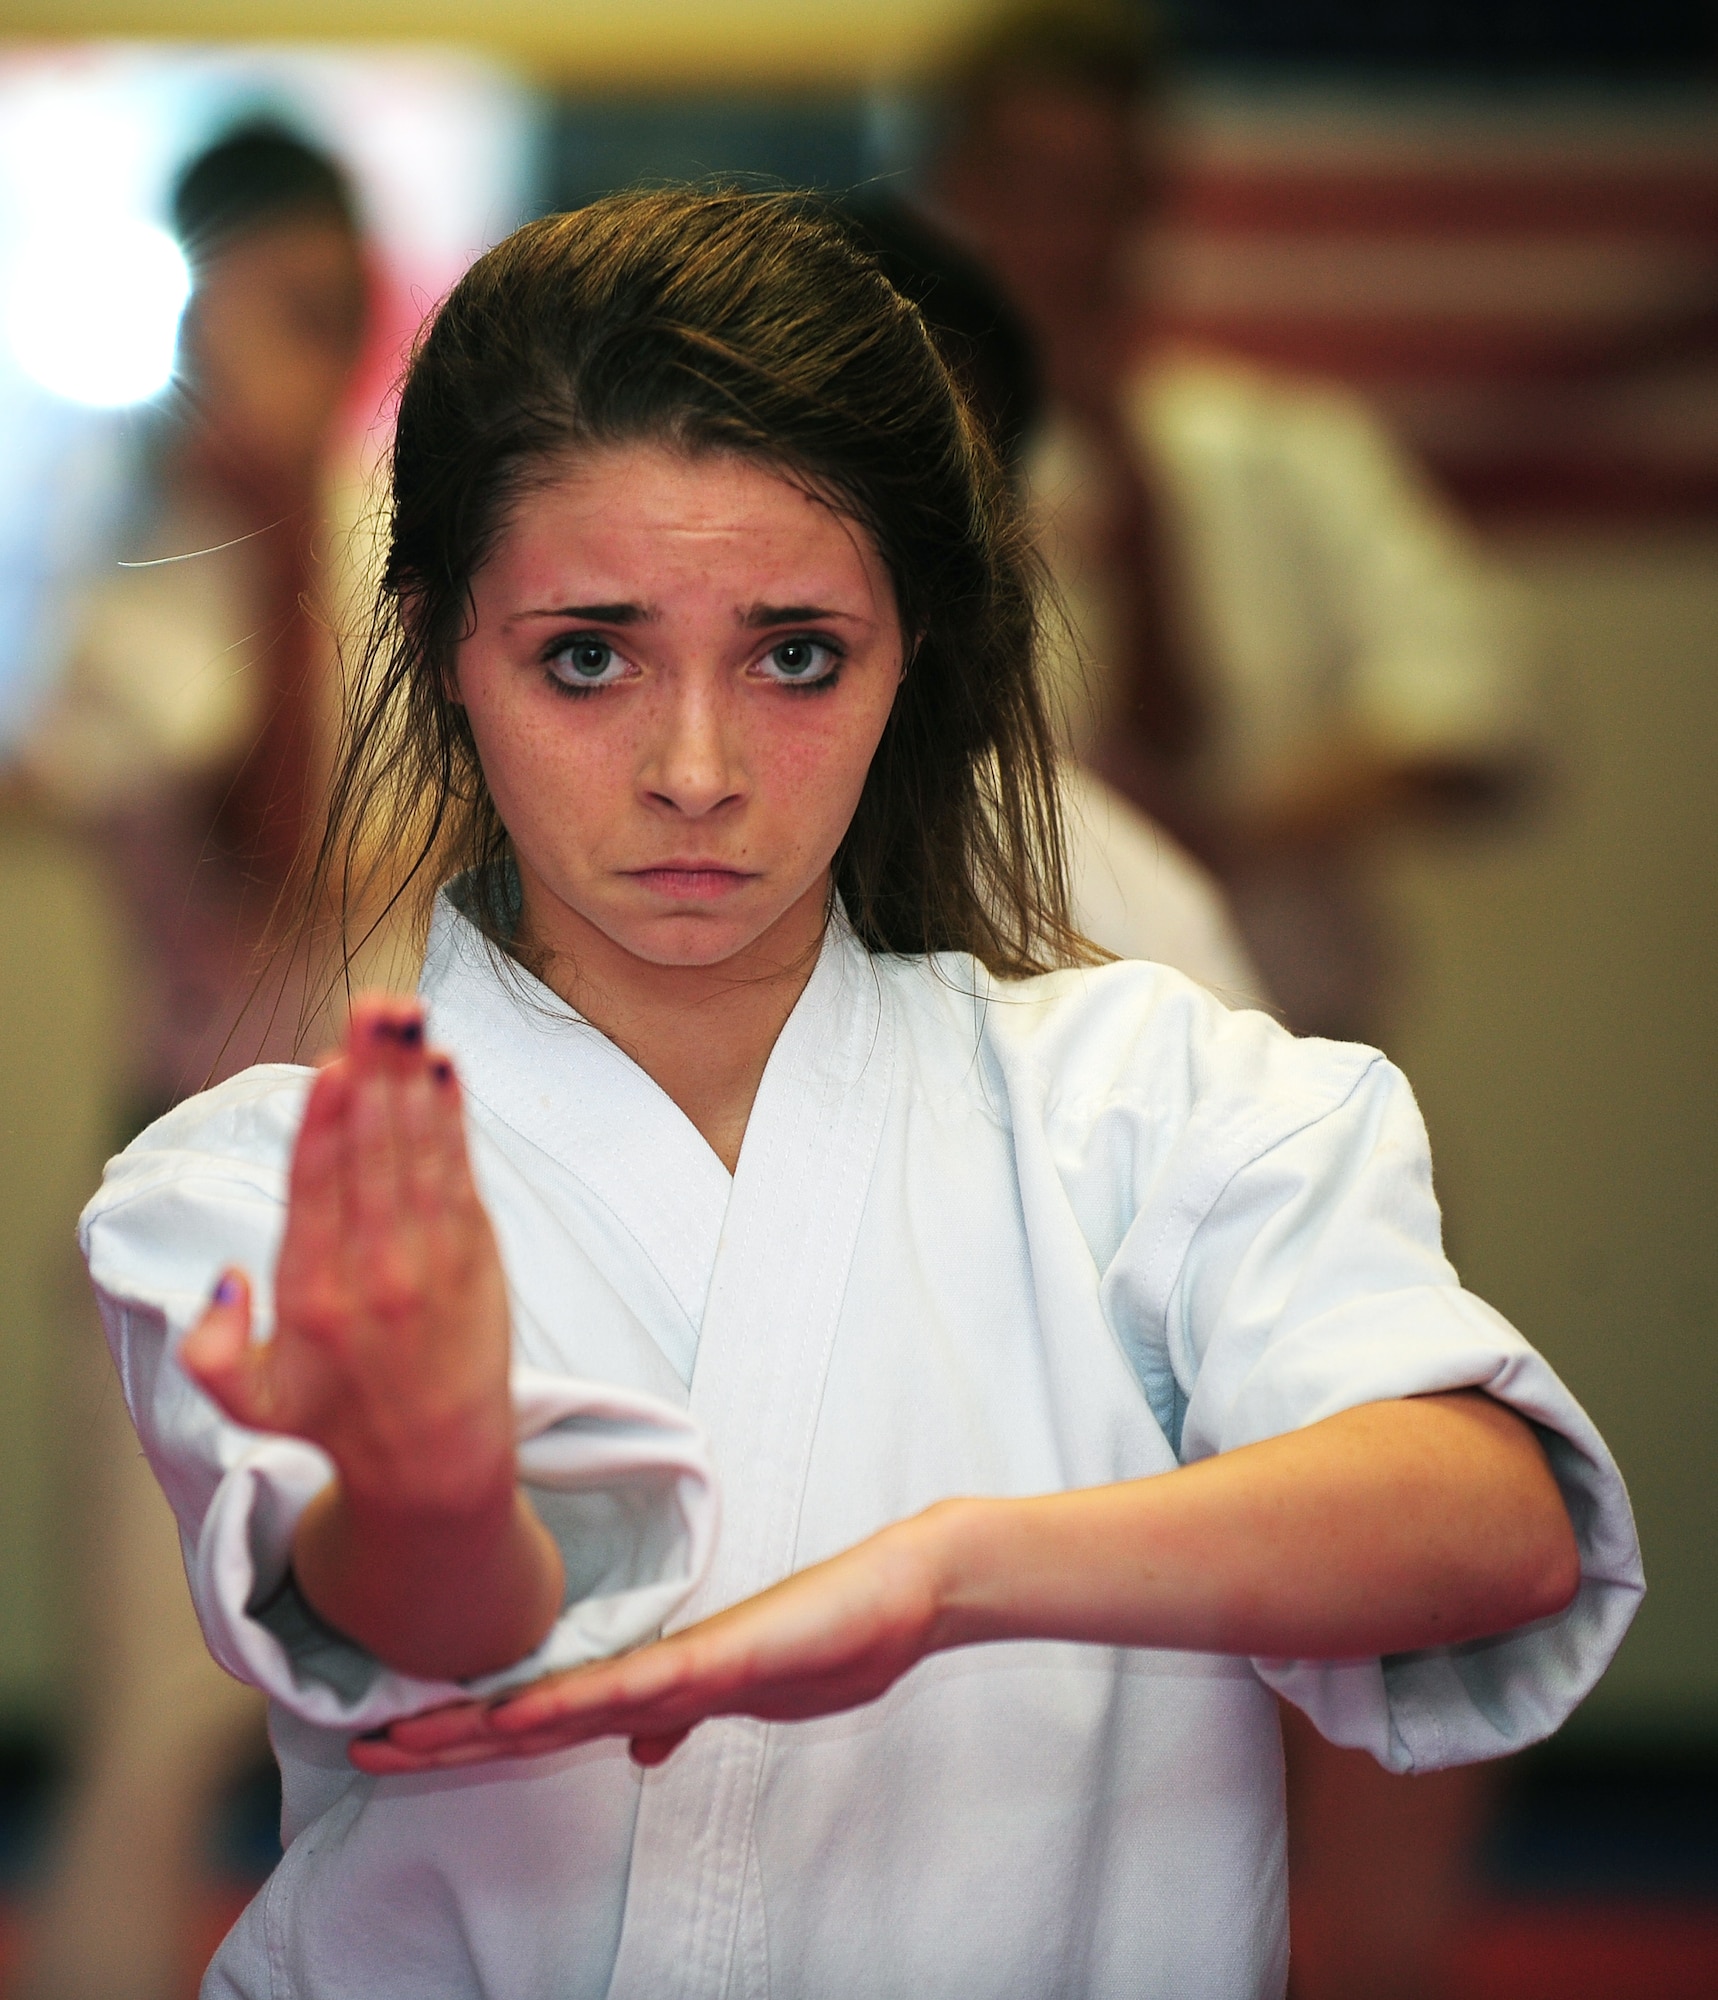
351;1513;950;1773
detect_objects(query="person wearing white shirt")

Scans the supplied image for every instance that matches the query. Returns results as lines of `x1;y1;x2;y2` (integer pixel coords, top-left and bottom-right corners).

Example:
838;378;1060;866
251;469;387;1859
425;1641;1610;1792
13;127;396;2000
81;188;1635;2000
928;0;1533;1044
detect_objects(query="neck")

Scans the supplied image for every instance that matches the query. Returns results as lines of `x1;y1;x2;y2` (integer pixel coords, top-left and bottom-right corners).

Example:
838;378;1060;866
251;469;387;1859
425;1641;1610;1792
515;871;830;1175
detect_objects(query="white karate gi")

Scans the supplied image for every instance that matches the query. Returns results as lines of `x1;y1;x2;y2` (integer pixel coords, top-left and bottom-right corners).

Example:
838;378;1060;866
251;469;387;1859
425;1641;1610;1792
1032;349;1536;1036
82;890;1641;2000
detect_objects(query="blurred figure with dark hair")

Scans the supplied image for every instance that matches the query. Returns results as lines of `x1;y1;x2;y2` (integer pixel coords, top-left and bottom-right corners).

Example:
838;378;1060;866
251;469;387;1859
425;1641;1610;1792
925;8;1533;1998
12;123;382;2000
12;123;371;1107
842;190;1263;1000
927;0;1532;1046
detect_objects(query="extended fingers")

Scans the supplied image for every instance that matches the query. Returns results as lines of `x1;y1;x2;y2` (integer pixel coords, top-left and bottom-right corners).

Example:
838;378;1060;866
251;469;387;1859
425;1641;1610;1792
280;1061;352;1295
356;1642;725;1777
372;1648;696;1757
346;995;426;1240
341;997;472;1213
351;1693;600;1776
489;1638;716;1742
280;996;445;1347
400;1047;476;1225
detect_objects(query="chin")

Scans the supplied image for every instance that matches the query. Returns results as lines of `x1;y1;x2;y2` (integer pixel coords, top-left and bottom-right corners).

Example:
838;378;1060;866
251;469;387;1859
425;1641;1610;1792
608;912;773;970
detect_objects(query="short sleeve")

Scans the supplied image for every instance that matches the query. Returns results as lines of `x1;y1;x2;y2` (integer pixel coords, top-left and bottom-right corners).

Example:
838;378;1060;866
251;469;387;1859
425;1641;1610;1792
1263;384;1536;766
1105;1037;1641;1772
79;1070;719;1733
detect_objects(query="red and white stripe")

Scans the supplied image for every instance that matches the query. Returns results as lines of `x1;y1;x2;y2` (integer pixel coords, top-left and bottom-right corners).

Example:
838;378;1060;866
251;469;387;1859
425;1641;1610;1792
1141;83;1718;515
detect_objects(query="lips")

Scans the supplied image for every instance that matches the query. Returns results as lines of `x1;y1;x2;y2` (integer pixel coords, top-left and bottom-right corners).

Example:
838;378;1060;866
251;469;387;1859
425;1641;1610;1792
625;863;757;902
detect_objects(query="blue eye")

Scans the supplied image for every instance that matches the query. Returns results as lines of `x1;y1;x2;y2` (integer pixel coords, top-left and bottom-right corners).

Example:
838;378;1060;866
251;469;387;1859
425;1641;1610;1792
546;636;626;692
758;636;839;686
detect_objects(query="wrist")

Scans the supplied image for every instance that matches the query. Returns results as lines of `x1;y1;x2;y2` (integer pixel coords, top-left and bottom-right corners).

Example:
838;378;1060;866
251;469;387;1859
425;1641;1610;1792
910;1497;1004;1655
318;1458;523;1566
329;1404;518;1524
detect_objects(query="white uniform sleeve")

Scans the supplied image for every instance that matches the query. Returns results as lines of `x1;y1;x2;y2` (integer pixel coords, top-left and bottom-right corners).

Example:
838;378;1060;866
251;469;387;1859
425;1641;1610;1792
1102;1029;1641;1772
79;1070;718;1733
1253;382;1536;768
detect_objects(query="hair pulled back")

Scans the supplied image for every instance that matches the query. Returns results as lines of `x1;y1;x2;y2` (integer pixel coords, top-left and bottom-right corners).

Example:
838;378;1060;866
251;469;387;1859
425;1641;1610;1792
318;186;1088;980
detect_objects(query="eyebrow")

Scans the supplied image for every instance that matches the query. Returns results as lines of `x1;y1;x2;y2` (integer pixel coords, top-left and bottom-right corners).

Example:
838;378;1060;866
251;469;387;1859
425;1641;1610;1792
743;602;862;628
506;602;646;626
506;600;866;629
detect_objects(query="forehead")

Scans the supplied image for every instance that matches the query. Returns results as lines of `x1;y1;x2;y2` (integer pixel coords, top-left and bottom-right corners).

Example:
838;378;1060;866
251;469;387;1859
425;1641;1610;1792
490;444;892;601
973;82;1135;163
198;215;362;283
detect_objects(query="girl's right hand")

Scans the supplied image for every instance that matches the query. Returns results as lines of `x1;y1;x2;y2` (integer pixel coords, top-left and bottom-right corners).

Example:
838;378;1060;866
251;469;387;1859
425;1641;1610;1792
181;992;514;1509
179;993;563;1681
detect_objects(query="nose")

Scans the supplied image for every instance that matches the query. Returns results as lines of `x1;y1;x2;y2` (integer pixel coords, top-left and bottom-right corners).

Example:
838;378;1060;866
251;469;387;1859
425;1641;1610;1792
640;675;746;819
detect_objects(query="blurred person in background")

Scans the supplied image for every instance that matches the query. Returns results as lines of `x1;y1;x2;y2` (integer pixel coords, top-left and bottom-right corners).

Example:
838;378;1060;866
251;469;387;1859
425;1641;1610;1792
842;191;1263;1003
8;124;382;2000
926;0;1533;1049
924;6;1534;1997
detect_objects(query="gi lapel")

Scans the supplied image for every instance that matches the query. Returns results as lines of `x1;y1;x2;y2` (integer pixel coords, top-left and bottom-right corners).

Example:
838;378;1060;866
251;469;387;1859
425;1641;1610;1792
421;896;734;1357
606;920;897;2000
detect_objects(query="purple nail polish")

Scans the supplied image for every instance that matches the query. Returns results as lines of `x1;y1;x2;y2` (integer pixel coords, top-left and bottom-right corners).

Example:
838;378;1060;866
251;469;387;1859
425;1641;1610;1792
213;1274;239;1307
431;1057;453;1085
369;1016;424;1047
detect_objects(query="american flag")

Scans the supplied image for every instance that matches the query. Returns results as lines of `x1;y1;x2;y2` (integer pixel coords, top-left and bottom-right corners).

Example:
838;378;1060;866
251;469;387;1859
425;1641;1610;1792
1144;78;1718;517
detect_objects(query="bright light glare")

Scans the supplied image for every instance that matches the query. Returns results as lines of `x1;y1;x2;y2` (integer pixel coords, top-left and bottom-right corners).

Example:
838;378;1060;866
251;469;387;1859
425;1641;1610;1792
5;219;190;408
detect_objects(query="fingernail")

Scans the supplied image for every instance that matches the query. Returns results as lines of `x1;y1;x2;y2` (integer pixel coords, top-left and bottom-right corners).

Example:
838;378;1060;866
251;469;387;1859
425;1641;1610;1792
369;1015;423;1046
430;1057;453;1085
213;1274;239;1307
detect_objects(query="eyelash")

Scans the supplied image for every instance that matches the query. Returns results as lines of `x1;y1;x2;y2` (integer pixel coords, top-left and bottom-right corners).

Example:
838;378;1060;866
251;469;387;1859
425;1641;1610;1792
542;635;628;698
539;632;845;698
756;634;843;691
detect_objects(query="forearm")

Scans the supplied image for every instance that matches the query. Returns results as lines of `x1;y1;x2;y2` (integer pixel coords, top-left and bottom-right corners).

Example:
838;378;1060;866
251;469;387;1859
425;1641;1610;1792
923;1392;1580;1660
293;1475;564;1682
1235;746;1517;852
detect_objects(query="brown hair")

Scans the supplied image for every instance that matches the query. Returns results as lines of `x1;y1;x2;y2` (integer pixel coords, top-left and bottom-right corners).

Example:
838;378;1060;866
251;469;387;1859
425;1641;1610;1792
312;186;1092;988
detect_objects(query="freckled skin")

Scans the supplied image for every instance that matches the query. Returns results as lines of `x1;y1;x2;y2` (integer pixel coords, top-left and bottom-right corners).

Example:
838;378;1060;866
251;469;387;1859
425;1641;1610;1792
454;446;906;988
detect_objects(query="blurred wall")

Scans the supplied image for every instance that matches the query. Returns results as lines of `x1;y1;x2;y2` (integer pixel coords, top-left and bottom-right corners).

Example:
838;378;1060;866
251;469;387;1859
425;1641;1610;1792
1382;526;1718;1740
0;824;122;1724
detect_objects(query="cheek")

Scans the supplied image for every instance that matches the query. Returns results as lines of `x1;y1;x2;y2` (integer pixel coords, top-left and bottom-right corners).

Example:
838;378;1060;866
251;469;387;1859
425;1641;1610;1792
755;685;895;834
458;664;605;843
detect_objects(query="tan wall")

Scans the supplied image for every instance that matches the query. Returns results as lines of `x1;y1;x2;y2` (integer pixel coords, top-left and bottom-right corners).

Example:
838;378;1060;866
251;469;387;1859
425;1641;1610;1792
1;526;1713;1733
1382;526;1718;1737
0;825;123;1723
